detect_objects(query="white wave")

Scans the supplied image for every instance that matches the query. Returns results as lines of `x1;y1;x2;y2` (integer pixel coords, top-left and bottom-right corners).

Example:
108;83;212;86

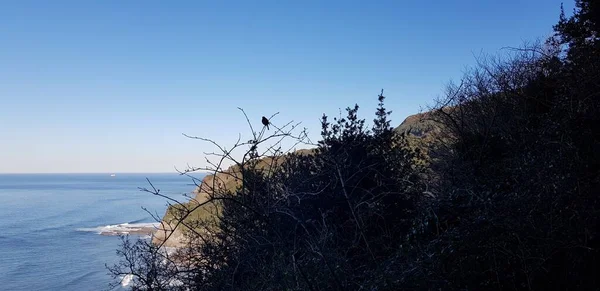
119;273;183;289
121;274;134;287
76;222;159;236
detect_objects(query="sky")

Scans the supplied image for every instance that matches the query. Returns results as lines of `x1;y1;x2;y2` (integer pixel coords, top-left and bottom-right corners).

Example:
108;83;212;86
0;0;572;173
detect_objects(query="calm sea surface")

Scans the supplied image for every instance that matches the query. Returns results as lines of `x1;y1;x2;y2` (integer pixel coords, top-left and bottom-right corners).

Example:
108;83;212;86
0;173;203;290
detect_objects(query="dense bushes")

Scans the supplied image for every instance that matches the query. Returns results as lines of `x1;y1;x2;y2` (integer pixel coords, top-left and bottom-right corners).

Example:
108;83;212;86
177;93;426;290
403;1;600;289
110;1;599;289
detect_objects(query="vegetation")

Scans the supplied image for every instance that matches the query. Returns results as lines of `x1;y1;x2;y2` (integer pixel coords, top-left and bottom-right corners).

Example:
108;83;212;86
109;1;599;289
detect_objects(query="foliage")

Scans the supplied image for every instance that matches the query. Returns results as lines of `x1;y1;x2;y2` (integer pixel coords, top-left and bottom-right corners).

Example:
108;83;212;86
183;91;424;290
400;1;600;289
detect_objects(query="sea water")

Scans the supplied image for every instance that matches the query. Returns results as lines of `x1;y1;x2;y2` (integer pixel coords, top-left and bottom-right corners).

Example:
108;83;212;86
0;173;203;290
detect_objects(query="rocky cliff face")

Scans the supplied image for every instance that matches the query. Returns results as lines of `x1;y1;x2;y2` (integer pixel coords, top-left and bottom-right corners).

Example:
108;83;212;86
152;169;242;248
151;149;320;248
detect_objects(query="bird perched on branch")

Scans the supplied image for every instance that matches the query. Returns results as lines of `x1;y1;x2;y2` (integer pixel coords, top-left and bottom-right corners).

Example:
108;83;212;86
262;116;270;130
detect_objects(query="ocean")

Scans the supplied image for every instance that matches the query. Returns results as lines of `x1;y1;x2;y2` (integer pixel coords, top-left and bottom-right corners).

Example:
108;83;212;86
0;173;203;291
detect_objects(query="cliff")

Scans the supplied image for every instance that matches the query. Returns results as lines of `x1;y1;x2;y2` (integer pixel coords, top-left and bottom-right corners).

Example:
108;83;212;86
152;169;241;247
152;149;316;248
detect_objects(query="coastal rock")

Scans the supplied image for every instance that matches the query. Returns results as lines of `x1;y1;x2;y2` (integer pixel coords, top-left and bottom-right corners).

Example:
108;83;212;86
151;149;315;248
151;169;241;248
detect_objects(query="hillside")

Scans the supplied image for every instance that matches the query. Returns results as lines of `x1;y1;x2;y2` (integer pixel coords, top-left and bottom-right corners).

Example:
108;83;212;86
152;148;317;247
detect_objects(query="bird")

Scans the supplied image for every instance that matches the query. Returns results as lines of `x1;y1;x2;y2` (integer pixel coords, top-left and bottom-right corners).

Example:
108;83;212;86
262;116;270;130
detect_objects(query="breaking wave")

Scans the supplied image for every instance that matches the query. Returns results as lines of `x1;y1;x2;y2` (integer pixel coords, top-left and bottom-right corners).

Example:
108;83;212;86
76;222;159;236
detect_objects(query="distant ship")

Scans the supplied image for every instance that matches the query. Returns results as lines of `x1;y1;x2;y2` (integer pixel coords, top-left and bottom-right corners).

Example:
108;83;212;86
110;174;116;177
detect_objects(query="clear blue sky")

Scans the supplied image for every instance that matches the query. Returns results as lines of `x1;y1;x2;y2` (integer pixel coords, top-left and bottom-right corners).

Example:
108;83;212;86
0;0;571;173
